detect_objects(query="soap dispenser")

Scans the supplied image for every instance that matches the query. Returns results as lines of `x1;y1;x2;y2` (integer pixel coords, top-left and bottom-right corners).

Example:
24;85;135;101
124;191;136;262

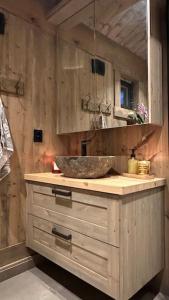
128;148;138;174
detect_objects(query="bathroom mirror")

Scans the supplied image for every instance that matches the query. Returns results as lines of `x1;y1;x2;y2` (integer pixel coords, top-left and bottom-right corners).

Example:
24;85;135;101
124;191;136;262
94;0;148;129
56;2;97;134
56;0;162;134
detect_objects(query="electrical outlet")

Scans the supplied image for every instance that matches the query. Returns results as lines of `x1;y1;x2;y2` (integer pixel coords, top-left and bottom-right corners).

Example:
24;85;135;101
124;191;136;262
33;129;43;143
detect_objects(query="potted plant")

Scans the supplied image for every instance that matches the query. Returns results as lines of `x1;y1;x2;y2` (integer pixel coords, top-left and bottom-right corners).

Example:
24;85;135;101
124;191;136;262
127;103;148;125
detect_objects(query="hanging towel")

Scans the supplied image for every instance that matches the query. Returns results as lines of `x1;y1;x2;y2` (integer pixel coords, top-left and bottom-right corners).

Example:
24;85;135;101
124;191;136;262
0;98;14;181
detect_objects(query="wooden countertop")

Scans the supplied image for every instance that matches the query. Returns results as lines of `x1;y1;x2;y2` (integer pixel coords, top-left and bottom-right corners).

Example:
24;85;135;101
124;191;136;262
24;173;165;195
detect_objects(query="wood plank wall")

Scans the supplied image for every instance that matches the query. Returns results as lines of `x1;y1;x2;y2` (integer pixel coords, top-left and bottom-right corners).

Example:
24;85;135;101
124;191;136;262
0;7;70;265
0;0;168;295
57;26;148;134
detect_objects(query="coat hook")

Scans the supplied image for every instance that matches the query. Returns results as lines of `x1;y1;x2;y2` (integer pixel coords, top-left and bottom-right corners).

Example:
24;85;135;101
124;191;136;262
106;104;111;111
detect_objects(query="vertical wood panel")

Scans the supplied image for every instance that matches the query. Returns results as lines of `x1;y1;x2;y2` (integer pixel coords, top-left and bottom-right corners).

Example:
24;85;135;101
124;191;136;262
120;188;164;299
148;0;163;125
0;11;70;251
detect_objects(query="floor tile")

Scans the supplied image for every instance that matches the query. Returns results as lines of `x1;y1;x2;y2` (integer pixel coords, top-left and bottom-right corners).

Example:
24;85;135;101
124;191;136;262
0;262;159;300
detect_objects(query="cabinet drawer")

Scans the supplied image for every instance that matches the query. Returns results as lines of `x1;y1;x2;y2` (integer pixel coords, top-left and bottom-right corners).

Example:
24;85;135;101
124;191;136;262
27;215;119;299
27;183;120;246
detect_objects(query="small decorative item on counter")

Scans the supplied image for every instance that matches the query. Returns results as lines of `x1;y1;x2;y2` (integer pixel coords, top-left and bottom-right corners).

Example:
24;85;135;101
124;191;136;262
127;103;149;125
51;161;62;174
138;160;150;175
128;148;138;174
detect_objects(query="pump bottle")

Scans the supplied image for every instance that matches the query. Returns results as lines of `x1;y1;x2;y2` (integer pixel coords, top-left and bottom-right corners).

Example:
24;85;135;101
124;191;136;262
128;148;138;174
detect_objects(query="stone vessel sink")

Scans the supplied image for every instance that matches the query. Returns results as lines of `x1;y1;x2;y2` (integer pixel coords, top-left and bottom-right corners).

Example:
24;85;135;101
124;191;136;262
56;156;115;179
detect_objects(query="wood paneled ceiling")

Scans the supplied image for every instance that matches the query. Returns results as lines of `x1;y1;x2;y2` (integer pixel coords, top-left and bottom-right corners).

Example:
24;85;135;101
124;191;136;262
46;0;147;61
95;0;147;60
39;0;62;11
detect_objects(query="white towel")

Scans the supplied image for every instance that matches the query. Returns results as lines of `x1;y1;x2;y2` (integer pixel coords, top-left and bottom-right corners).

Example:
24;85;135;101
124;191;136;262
0;98;14;181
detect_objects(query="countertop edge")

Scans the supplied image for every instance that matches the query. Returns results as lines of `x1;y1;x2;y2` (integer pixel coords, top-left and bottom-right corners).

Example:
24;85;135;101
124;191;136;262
24;173;166;196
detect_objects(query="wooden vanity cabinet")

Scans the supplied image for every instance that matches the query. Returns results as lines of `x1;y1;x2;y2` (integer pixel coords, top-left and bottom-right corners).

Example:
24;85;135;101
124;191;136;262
26;182;164;300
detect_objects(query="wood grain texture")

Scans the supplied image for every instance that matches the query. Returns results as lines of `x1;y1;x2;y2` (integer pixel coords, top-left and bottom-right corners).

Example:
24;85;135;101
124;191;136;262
60;2;168;286
148;0;163;125
0;255;37;282
0;7;69;257
26;182;164;299
96;0;147;60
24;173;165;195
47;0;93;26
27;182;120;246
120;188;164;299
56;39;96;133
53;0;146;59
0;0;56;34
0;242;33;268
57;0;163;133
27;214;120;299
122;172;155;180
0;0;168;294
57;27;147;133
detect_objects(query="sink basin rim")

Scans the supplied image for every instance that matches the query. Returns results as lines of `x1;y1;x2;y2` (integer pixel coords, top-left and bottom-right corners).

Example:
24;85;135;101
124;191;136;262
56;156;116;179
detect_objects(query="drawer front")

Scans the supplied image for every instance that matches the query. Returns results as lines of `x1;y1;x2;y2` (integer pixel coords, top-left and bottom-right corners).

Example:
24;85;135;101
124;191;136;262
27;215;119;299
27;183;120;246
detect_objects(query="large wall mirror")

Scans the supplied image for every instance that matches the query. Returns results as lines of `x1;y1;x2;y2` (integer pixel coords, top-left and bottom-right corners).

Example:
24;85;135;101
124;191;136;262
56;0;162;134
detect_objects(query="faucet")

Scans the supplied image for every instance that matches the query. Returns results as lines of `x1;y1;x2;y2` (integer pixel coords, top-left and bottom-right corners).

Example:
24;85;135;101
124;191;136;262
81;139;92;156
81;132;96;156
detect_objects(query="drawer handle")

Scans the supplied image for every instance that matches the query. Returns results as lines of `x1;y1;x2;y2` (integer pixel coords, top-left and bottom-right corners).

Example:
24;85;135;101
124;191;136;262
52;227;72;241
52;189;71;197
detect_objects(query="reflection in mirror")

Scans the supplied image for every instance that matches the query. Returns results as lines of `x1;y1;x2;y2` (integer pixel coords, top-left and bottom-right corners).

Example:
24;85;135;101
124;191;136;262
56;2;97;134
95;0;148;127
56;0;148;134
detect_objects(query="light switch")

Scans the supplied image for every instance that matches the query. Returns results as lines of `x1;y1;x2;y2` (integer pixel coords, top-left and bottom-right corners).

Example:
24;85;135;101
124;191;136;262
33;129;43;143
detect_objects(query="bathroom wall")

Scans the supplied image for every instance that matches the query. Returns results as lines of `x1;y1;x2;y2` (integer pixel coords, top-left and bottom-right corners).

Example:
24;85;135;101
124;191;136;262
0;4;70;266
0;0;168;295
